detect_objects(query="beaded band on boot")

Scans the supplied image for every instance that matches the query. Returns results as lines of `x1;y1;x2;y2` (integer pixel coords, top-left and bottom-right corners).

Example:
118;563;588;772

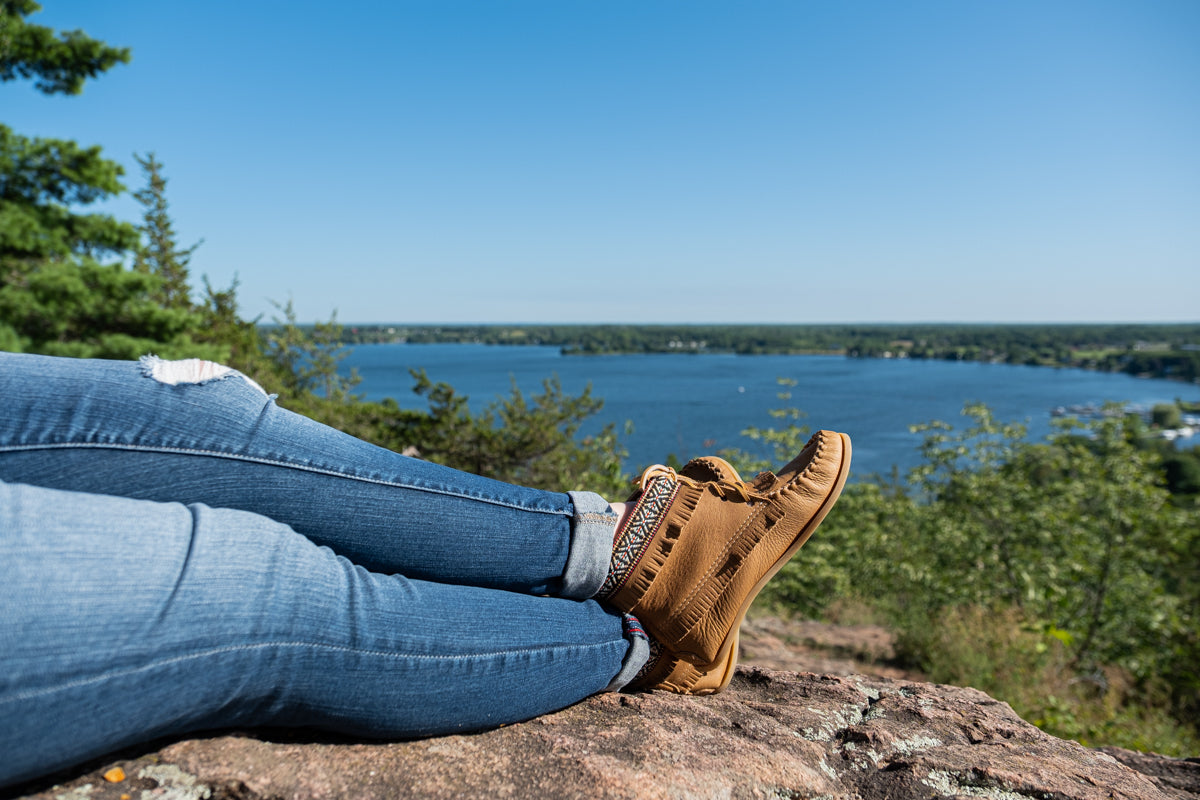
598;476;679;599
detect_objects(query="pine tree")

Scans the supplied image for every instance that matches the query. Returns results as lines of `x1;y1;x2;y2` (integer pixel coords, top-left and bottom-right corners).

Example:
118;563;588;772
1;1;136;278
132;152;201;309
1;0;129;94
0;2;218;359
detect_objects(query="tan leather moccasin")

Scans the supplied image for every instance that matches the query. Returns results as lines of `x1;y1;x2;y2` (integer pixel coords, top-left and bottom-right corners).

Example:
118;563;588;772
608;430;851;685
625;631;741;695
625;454;742;695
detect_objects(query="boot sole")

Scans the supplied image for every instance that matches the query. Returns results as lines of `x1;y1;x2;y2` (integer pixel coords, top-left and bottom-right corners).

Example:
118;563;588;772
687;629;740;695
694;432;852;677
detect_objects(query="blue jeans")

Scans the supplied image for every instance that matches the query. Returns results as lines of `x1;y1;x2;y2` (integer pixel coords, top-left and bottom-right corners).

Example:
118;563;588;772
0;352;647;788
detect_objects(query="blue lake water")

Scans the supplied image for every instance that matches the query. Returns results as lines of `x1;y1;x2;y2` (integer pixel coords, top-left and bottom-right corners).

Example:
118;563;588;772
341;343;1200;478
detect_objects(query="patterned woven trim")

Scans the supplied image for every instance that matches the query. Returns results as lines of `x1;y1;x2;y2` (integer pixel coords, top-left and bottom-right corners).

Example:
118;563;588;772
598;477;678;598
632;639;664;684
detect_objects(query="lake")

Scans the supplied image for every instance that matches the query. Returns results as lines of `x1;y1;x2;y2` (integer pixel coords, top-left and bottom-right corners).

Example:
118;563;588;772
341;343;1200;478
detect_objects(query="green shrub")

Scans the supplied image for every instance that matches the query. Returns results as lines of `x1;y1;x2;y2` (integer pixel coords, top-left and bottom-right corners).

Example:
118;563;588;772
739;393;1200;755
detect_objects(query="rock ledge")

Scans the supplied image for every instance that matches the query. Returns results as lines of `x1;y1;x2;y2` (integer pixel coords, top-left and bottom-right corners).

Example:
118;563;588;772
17;667;1199;800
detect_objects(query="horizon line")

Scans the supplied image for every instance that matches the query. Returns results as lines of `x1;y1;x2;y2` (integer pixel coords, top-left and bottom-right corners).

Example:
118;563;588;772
308;320;1200;327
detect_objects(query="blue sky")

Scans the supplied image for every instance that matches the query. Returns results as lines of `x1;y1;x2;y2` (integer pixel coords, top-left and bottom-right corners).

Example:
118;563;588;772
5;1;1198;324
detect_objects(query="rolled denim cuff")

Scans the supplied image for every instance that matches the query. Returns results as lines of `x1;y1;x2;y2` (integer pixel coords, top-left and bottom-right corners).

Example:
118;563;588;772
605;614;651;692
561;490;617;599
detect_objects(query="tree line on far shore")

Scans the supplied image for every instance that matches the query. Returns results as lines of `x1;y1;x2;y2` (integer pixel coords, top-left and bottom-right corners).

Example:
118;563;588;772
334;323;1200;383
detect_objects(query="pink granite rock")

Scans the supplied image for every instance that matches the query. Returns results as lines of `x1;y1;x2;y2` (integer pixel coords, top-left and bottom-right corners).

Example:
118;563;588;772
15;668;1196;800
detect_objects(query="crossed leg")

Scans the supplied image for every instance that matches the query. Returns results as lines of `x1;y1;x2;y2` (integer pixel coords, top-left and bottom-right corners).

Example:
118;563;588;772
0;353;646;787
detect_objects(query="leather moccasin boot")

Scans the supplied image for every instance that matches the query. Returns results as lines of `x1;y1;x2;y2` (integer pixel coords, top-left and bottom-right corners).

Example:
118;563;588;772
624;454;742;695
626;631;741;695
605;430;851;678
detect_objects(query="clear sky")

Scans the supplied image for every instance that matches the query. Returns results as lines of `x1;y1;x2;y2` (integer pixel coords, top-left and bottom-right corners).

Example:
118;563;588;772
4;1;1198;324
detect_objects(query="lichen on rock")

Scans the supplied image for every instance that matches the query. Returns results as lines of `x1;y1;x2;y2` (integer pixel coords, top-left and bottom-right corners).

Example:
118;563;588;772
15;668;1196;800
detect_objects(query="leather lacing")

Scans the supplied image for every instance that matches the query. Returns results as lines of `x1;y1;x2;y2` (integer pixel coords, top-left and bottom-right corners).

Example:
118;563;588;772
635;464;768;503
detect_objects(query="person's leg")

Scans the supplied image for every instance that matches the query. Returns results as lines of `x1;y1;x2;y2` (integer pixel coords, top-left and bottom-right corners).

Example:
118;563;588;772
0;353;853;703
0;352;614;597
0;479;647;789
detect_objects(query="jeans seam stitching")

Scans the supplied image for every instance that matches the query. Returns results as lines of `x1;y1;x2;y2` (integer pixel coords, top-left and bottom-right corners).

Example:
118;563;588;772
0;442;565;515
1;640;624;705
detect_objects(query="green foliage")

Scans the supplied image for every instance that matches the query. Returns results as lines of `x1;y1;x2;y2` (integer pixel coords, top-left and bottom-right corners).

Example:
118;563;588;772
262;299;361;402
0;0;130;96
193;275;264;371
0;124;138;272
1;3;133;269
758;480;917;619
0;151;225;360
0;320;22;351
852;403;1195;687
1162;448;1200;497
1150;403;1183;429
1117;350;1200;383
750;396;1199;755
0;6;219;360
227;304;628;497
132;152;199;309
899;605;1200;757
0;258;222;359
373;370;628;496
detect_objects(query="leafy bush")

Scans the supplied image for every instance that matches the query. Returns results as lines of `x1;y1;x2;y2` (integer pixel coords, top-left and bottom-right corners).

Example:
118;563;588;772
898;605;1200;757
743;390;1200;755
237;302;629;498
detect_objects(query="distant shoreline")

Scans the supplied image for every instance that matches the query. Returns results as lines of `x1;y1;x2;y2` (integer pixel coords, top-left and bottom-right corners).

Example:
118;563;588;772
326;323;1200;385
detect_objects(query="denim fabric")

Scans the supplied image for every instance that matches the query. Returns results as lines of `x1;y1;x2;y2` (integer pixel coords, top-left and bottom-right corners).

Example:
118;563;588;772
0;353;644;788
0;352;616;596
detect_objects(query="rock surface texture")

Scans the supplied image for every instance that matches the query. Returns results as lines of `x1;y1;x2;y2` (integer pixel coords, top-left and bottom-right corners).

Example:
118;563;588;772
14;667;1198;800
